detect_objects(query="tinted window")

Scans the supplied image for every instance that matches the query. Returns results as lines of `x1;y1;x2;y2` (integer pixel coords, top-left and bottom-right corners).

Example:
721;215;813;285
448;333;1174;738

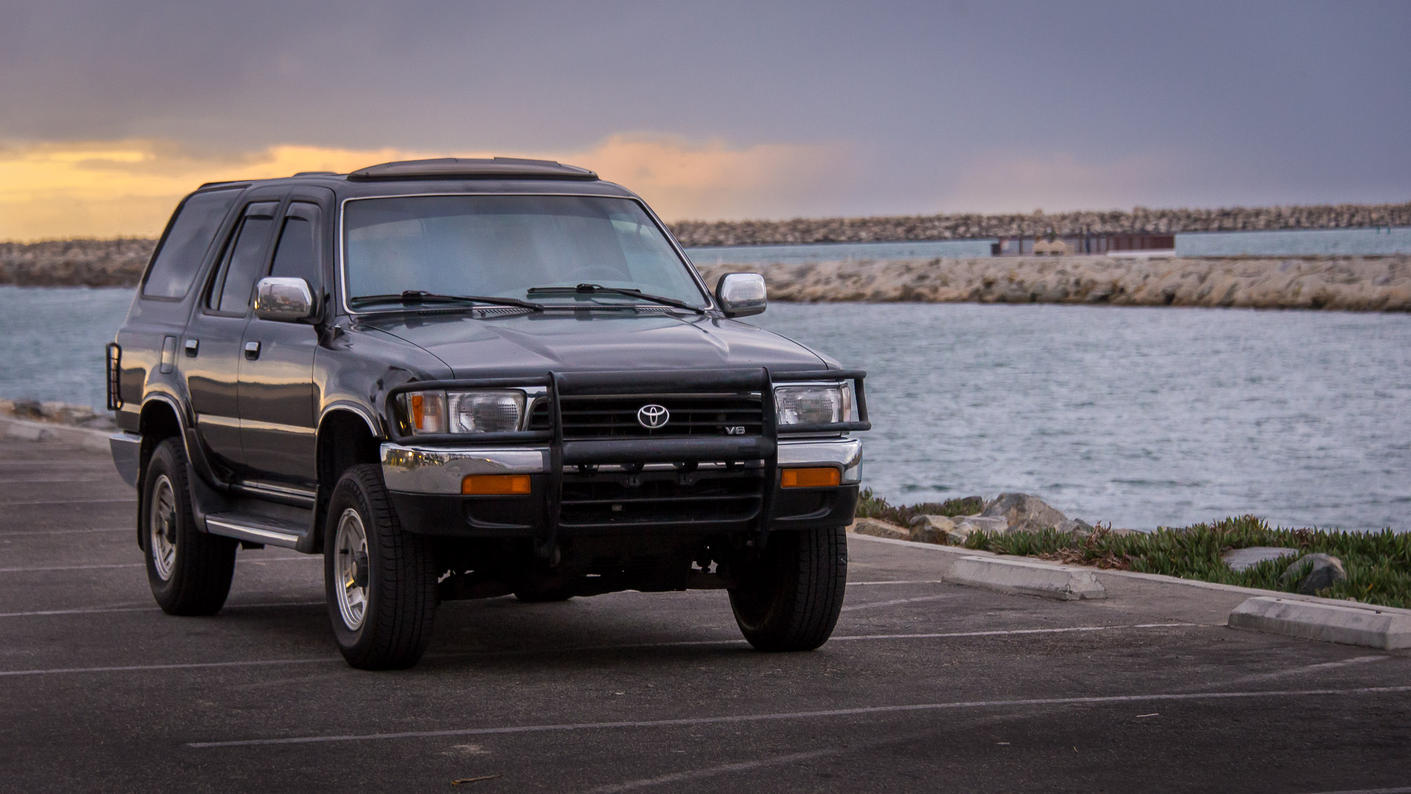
269;211;320;288
141;189;239;299
211;213;275;314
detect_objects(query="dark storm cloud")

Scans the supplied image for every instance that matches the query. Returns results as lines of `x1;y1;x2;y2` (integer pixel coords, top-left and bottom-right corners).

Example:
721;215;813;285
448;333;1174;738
2;0;1408;212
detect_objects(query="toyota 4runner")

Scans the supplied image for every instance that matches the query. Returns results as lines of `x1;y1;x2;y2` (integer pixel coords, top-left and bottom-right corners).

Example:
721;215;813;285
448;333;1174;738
107;157;869;669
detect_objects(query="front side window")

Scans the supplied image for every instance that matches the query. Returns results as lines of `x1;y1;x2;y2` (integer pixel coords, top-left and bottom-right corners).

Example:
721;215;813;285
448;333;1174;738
343;195;706;309
269;208;321;288
207;203;277;314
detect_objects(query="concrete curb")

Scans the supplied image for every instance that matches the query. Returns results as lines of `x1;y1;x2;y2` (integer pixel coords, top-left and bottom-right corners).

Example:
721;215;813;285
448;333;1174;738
1229;596;1411;650
848;528;1411;642
947;555;1106;601
0;415;113;454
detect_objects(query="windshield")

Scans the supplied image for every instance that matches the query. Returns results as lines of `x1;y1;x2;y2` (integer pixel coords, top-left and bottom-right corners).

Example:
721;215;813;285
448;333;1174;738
343;195;708;310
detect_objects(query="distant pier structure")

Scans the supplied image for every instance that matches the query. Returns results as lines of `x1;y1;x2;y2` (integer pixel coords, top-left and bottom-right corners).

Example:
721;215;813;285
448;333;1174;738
994;231;1175;256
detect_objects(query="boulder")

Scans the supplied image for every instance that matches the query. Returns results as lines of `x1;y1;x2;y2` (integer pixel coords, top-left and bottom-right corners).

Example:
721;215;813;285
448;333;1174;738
1221;546;1300;572
850;517;910;541
980;493;1069;533
953;515;1010;536
1278;553;1348;595
910;514;971;545
1056;518;1095;538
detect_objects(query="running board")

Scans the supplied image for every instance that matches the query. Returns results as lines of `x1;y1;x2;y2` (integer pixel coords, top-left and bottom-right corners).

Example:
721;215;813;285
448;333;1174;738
205;514;307;549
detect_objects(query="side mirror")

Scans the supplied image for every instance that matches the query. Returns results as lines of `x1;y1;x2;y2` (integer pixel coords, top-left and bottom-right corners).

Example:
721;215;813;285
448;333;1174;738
715;272;767;317
253;277;315;322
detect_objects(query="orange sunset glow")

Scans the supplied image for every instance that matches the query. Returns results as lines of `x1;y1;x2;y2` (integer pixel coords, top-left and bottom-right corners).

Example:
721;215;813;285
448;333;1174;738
0;135;850;241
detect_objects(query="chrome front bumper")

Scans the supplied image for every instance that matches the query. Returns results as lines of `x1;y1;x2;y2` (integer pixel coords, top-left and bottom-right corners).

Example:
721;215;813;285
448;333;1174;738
380;437;862;495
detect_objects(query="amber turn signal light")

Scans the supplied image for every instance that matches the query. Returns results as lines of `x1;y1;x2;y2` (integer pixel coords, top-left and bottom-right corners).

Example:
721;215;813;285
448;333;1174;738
780;467;841;488
461;474;532;495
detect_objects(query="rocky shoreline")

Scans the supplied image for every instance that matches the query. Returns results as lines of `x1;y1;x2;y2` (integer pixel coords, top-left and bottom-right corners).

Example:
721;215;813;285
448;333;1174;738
4;238;1410;312
0;238;153;287
850;493;1359;598
698;255;1411;311
0;399;116;431
672;202;1411;247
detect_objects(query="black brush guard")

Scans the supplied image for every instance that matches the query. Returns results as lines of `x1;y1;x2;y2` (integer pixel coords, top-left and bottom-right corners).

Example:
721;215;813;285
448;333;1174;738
385;367;869;550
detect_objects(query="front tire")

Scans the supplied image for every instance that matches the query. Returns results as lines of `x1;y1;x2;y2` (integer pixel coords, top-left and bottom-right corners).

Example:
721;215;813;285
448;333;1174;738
728;525;848;651
324;464;436;669
141;438;237;615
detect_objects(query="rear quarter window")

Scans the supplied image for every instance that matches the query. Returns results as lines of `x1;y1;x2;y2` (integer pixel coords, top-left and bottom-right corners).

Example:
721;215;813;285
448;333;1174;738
140;189;241;299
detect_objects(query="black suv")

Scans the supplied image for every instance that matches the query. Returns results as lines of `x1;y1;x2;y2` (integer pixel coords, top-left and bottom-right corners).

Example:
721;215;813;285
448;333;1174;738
107;158;869;669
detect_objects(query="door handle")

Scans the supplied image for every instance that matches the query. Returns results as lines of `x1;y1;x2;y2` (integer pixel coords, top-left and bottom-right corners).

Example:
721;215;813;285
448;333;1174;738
243;340;261;360
184;338;199;357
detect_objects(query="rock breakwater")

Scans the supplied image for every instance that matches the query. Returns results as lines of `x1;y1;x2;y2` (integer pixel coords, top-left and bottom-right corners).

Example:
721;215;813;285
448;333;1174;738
674;202;1411;247
0;238;152;287
698;255;1411;312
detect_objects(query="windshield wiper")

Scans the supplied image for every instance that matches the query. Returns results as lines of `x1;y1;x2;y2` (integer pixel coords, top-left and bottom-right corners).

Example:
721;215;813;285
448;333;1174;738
349;290;544;312
525;283;705;314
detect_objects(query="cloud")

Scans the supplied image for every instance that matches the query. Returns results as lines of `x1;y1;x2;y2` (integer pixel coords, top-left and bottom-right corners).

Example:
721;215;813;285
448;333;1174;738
0;135;856;239
936;150;1186;213
568;134;858;221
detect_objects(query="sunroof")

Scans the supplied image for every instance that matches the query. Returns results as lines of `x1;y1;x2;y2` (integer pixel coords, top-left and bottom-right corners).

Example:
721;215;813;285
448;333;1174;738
347;157;597;181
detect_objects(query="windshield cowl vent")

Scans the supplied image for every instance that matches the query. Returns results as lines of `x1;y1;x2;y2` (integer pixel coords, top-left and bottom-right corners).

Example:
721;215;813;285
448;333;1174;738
347;157;598;182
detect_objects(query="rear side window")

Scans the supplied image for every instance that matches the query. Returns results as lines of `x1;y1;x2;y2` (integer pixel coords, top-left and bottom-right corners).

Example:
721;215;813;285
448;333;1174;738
141;189;241;299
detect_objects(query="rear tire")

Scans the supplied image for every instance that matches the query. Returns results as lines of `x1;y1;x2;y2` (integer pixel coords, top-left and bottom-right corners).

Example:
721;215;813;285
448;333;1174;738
324;464;436;670
141;438;237;615
728;525;847;651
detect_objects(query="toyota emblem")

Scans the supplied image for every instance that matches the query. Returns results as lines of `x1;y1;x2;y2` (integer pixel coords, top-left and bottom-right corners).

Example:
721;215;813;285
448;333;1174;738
637;403;670;429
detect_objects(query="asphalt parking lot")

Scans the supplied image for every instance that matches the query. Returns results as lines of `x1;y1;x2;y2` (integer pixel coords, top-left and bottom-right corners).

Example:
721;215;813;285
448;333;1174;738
2;435;1409;793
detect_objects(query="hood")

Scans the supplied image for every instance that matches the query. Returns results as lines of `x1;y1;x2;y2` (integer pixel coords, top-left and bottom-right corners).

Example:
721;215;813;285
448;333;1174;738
354;310;831;379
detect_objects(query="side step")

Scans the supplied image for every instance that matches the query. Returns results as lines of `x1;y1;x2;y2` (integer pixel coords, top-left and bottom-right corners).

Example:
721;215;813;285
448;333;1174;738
205;512;308;550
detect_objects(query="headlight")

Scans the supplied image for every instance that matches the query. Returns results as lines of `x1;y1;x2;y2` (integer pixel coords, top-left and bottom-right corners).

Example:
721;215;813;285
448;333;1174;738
774;384;852;427
398;389;526;435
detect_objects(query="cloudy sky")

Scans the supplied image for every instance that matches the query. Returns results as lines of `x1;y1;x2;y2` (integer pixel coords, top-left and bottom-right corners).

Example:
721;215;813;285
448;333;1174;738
1;0;1407;239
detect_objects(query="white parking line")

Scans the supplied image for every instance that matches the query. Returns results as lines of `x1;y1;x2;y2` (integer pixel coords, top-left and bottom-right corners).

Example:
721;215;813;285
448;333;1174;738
841;594;960;612
0;656;342;678
0;600;324;619
0;527;128;536
1198;655;1390;689
828;622;1210;641
185;684;1411;748
847;580;948;586
585;748;840;793
0;498;132;506
0;622;1206;675
0;556;315;573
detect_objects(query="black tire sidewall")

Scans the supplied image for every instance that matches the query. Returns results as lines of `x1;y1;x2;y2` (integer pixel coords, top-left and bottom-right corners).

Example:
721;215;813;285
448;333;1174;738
324;473;377;653
728;525;847;651
139;437;236;615
322;464;435;669
141;440;186;605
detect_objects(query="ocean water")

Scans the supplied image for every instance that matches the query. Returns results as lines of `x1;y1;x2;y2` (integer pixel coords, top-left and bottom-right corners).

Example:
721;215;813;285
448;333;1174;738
686;227;1411;264
1176;226;1411;257
0;286;133;410
2;286;1407;532
750;303;1411;533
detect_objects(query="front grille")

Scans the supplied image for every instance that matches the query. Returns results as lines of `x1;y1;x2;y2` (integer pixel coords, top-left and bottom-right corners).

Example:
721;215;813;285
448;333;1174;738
556;393;763;440
559;466;765;528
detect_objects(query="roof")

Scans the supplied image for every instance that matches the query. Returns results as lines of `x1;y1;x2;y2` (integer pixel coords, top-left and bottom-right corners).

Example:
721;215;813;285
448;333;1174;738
192;157;631;201
346;157;597;182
